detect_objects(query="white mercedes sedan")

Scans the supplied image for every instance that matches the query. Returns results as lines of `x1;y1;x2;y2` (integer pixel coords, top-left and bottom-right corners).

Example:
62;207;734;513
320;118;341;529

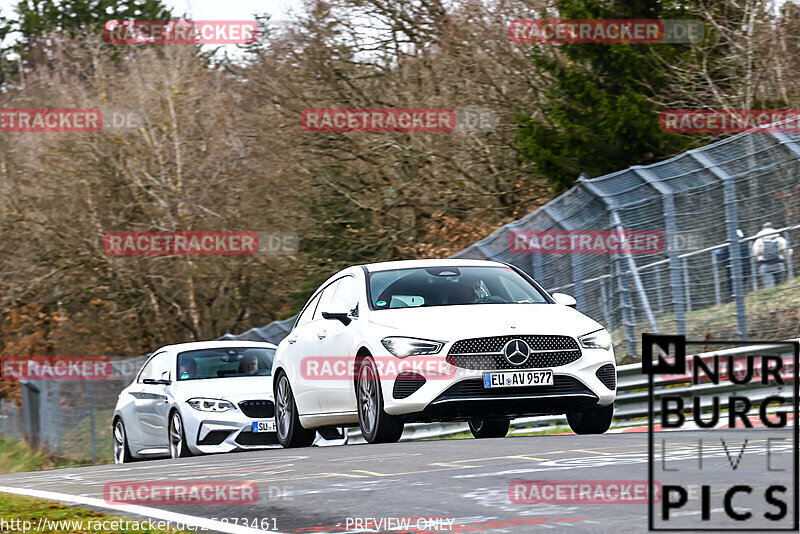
272;259;617;447
112;341;277;463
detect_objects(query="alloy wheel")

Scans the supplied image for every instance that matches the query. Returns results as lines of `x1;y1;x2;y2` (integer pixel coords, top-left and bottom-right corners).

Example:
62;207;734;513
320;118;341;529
169;413;183;458
358;362;378;434
113;420;127;463
276;376;292;440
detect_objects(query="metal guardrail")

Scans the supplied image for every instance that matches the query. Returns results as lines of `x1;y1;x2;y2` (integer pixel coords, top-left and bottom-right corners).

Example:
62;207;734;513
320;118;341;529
353;338;798;443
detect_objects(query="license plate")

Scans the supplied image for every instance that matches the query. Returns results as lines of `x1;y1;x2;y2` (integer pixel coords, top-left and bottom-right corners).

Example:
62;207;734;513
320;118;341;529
252;420;275;432
483;370;553;388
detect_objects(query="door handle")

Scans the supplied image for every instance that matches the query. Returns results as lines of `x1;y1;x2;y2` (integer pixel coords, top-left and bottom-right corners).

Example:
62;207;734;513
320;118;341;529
287;337;297;344
317;330;327;339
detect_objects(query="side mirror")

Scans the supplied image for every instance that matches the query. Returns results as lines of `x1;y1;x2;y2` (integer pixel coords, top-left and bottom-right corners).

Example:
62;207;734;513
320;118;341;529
552;292;577;308
320;301;352;326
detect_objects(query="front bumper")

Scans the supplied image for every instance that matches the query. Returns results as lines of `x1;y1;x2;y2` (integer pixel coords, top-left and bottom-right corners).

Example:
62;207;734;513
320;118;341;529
382;347;616;421
181;402;278;455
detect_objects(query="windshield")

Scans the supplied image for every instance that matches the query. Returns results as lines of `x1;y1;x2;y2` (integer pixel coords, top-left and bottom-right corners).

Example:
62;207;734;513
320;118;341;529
368;266;549;309
176;347;275;380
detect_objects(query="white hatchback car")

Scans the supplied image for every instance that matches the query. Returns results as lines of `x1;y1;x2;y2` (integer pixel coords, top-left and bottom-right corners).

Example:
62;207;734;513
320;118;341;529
272;259;617;446
112;341;278;463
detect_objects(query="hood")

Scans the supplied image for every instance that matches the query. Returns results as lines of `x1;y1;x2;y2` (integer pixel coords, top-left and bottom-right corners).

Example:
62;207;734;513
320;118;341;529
169;375;273;403
367;303;603;343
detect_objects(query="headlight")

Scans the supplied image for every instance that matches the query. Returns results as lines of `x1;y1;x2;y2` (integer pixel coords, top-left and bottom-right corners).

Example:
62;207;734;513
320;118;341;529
579;329;612;351
381;337;443;358
187;398;236;412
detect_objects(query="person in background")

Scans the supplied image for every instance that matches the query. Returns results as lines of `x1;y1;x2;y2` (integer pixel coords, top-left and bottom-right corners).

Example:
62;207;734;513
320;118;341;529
714;229;752;299
752;222;789;288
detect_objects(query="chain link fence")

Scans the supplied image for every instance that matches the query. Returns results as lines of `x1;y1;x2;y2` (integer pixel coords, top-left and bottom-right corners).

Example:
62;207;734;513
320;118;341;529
232;121;800;362
451;122;800;361
0;357;147;462
4;120;799;460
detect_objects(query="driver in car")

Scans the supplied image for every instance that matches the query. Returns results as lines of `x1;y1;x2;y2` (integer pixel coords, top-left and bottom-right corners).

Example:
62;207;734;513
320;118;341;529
179;359;196;380
240;354;259;375
449;279;486;304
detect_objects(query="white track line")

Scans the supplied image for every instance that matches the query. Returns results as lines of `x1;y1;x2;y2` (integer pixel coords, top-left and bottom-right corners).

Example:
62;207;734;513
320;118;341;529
0;485;287;534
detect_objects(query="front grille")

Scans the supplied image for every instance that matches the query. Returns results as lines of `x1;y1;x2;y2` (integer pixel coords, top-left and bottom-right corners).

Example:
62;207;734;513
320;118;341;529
437;375;593;399
235;431;278;446
596;364;616;390
447;335;581;370
238;400;275;419
197;430;231;445
393;372;426;399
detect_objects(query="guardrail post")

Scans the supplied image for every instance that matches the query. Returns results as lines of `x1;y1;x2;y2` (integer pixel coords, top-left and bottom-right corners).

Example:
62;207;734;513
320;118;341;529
784;231;794;280
531;247;544;283
86;381;97;462
653;266;663;313
690;151;748;339
613;257;637;357
682;257;692;312
21;381;41;449
632;167;686;335
48;381;62;455
0;400;6;437
711;252;721;305
599;277;614;332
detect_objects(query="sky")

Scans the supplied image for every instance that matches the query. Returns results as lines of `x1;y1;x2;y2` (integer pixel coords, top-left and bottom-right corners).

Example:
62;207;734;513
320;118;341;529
0;0;305;53
0;0;303;22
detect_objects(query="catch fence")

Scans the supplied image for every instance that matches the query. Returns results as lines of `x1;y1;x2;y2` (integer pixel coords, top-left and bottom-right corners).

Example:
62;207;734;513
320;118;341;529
4;120;799;459
234;120;800;362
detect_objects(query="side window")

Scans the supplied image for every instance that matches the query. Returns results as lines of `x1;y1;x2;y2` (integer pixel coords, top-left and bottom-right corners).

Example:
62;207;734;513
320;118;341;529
296;293;321;328
152;352;172;382
313;279;341;321
137;356;156;383
333;276;359;315
137;352;169;383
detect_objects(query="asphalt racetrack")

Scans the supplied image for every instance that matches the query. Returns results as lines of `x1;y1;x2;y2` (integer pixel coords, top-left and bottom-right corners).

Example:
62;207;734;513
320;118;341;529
0;428;795;533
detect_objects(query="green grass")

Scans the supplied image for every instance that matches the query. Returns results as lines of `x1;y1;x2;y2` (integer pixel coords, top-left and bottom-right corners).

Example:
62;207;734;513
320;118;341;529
0;438;80;474
60;409;115;464
0;492;193;533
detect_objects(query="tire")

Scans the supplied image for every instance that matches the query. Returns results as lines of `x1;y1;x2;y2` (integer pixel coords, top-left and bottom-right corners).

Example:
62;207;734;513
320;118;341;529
468;418;510;439
169;411;193;458
113;418;134;463
357;357;404;444
275;373;315;448
567;402;614;435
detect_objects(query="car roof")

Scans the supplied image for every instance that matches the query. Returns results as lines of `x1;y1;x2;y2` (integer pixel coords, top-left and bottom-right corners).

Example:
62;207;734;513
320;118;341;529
362;258;506;272
155;340;278;354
